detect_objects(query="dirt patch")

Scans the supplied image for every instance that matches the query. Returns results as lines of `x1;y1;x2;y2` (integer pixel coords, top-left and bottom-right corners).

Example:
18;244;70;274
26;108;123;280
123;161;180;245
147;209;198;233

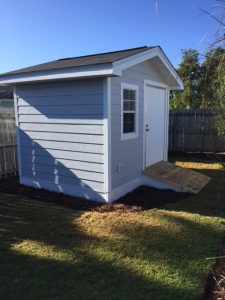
202;237;225;300
0;176;190;212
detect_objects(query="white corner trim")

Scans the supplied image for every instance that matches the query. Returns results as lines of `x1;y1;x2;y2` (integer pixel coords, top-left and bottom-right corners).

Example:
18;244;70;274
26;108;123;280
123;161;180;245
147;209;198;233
103;77;112;199
113;47;183;90
121;82;139;141
164;88;170;162
109;177;142;202
0;64;114;85
107;77;112;195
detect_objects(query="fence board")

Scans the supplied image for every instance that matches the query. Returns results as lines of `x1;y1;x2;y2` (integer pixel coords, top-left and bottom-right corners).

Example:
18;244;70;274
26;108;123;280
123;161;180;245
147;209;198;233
169;109;225;152
0;113;17;177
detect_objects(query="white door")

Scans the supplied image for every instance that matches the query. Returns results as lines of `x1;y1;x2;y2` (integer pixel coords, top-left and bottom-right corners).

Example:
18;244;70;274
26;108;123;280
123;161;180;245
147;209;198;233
145;84;167;167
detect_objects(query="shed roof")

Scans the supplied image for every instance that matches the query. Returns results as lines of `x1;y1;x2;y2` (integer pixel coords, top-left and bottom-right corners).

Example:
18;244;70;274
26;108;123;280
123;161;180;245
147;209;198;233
1;46;154;76
0;46;183;90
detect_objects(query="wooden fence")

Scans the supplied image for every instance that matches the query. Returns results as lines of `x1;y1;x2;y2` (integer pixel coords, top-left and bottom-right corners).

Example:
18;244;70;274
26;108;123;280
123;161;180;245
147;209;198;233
169;109;225;152
0;112;17;177
0;108;224;176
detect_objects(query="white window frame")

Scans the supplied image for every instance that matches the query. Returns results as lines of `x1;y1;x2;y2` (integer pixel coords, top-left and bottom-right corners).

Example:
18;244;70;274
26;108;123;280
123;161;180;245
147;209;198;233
121;83;138;141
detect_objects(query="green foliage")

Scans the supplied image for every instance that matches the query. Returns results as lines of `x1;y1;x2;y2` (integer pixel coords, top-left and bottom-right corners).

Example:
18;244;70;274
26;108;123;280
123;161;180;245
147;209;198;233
170;47;225;135
201;48;225;108
170;48;225;108
170;49;202;109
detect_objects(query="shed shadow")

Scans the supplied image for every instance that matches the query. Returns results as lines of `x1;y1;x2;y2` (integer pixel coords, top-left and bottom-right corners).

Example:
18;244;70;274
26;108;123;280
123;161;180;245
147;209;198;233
18;129;105;202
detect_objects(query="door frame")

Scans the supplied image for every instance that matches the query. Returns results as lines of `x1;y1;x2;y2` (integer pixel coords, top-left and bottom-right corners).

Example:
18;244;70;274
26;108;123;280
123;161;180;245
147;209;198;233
143;79;169;170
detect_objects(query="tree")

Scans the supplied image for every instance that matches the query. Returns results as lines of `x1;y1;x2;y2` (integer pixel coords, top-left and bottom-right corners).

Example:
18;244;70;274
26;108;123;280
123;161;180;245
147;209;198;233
0;86;13;99
201;47;225;108
170;49;202;109
200;1;225;135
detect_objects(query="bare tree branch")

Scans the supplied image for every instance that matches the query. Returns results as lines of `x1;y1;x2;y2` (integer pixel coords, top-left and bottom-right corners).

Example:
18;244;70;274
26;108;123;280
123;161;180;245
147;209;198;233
197;7;225;27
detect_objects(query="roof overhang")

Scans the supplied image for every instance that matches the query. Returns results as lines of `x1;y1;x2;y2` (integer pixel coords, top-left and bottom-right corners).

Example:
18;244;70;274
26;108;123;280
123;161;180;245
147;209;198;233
112;47;183;90
0;47;183;90
0;63;114;86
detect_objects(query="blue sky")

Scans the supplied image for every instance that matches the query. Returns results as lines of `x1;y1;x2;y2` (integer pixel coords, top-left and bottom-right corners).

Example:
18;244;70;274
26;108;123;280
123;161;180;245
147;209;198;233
0;0;222;73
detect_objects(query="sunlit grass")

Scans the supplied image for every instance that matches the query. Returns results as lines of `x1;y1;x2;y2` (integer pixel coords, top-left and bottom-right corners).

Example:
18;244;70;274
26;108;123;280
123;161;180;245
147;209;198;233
0;158;224;299
175;160;223;170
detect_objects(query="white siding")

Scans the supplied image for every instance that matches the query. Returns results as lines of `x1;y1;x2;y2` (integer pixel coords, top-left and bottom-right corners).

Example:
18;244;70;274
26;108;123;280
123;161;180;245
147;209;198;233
110;60;166;189
16;79;106;198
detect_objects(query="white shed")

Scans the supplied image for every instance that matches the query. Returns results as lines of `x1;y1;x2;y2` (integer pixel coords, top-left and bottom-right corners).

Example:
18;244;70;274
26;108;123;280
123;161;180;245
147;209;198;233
0;46;183;202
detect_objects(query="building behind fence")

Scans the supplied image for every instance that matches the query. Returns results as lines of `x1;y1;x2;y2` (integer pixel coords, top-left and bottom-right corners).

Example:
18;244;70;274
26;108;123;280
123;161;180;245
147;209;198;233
0;107;17;177
169;109;225;152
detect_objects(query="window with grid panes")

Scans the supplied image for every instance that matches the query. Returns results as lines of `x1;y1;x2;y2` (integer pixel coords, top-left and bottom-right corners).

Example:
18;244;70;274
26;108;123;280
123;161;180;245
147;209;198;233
122;88;136;134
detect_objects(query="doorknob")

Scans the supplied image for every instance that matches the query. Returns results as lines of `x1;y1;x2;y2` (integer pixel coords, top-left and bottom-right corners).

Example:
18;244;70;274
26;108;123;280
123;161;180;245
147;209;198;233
146;124;150;132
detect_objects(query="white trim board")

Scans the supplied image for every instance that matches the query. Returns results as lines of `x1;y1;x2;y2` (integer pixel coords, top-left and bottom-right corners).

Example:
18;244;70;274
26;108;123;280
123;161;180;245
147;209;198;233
0;64;114;85
108;175;180;203
107;77;112;195
113;47;183;90
121;82;139;141
103;77;112;199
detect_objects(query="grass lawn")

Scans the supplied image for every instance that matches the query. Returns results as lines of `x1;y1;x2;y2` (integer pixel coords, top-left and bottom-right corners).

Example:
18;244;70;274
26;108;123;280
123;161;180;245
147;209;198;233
0;157;225;300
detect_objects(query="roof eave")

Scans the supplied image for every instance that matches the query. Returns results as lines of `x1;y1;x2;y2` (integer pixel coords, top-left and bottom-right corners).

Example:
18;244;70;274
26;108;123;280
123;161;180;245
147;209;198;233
0;47;184;90
0;63;114;86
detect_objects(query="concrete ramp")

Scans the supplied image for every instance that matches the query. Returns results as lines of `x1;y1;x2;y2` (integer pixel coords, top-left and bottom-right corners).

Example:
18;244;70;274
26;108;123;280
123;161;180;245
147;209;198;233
143;161;211;194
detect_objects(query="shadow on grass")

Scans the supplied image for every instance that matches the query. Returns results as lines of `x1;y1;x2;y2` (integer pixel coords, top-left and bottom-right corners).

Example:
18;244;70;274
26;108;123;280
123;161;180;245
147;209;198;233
165;157;225;219
0;196;183;300
0;195;223;300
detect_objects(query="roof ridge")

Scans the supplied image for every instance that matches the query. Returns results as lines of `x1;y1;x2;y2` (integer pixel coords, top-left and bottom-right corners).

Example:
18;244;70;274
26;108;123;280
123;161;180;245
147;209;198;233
58;46;149;61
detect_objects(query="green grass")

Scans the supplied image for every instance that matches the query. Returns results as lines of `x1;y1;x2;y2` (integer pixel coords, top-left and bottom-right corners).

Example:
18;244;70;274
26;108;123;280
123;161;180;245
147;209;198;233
0;157;225;300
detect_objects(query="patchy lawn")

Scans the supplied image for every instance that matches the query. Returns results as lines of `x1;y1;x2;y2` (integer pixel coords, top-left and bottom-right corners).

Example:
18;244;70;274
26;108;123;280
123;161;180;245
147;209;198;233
0;157;224;299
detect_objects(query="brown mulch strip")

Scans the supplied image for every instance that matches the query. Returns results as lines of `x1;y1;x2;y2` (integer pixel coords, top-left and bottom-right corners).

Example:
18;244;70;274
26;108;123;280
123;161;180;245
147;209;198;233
0;176;191;212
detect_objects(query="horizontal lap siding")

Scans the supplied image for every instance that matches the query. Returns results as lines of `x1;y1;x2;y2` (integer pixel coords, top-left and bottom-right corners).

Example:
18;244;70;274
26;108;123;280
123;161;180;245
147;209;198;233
20;139;103;153
111;61;165;189
16;79;105;193
20;155;104;173
18;105;102;115
20;123;103;135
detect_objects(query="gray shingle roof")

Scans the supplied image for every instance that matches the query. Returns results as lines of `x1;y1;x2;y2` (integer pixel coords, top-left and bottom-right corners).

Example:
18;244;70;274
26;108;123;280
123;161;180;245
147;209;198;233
1;46;156;77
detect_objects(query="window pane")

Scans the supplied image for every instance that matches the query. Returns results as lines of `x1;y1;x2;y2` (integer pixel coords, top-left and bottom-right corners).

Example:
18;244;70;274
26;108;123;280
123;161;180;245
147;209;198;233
123;113;135;133
129;90;135;100
123;89;136;100
123;100;135;111
123;89;130;100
